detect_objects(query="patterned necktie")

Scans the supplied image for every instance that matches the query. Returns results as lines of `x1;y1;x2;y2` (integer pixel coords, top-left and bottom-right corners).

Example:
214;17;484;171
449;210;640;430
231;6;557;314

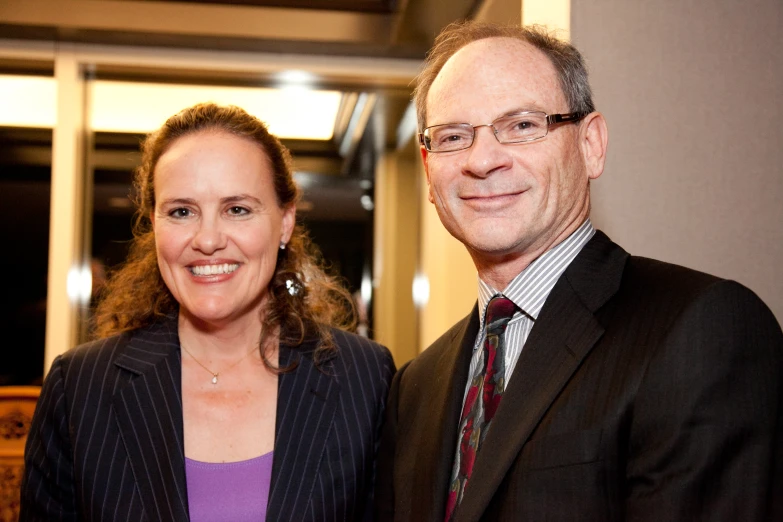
445;296;517;521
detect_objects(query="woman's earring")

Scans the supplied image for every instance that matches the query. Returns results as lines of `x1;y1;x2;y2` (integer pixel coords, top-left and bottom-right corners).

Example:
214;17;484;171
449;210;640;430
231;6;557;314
280;242;286;250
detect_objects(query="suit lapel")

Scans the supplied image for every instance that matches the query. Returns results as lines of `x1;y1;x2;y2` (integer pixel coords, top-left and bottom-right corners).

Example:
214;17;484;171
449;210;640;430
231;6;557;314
112;316;190;522
455;232;628;522
267;339;341;520
412;305;480;521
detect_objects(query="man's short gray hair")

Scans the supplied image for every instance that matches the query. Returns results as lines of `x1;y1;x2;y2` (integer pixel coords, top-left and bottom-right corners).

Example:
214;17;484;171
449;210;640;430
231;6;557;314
414;21;595;132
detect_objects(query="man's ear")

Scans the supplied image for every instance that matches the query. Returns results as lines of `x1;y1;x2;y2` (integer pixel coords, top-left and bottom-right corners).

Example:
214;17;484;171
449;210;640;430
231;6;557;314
579;112;609;181
420;145;435;204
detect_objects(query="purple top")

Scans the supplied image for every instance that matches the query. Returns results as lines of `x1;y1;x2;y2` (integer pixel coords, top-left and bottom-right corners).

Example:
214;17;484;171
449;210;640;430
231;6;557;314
185;451;274;522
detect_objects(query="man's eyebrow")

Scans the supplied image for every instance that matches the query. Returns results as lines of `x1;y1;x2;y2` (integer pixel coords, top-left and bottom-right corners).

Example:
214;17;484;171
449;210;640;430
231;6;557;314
499;106;547;118
434;106;550;126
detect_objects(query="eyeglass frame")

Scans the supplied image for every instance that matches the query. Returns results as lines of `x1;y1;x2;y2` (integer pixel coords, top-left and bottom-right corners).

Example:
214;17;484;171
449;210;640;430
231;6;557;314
418;110;589;153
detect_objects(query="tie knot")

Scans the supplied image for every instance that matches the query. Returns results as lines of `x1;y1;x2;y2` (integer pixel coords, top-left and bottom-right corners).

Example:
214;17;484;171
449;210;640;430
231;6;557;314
485;296;517;334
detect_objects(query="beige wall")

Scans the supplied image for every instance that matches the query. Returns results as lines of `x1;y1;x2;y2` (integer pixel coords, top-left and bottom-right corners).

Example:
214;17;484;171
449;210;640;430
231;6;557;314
572;0;783;322
373;147;421;366
417;160;478;350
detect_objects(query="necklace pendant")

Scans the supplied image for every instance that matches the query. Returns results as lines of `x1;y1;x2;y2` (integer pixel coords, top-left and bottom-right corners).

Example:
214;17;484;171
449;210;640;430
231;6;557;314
211;374;218;385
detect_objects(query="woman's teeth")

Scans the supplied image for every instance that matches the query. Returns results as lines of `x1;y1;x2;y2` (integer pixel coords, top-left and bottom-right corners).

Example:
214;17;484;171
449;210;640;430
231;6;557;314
190;263;239;276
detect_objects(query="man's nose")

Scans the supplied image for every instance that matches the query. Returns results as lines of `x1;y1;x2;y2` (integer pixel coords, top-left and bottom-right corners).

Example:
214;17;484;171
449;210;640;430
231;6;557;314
463;125;512;178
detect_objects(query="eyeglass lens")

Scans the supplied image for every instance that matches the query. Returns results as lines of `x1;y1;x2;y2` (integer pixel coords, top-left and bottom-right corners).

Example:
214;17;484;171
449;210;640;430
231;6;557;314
425;112;549;152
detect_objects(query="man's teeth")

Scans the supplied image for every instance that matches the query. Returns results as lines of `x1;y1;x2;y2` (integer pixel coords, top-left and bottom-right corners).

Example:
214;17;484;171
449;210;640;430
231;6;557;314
190;263;239;276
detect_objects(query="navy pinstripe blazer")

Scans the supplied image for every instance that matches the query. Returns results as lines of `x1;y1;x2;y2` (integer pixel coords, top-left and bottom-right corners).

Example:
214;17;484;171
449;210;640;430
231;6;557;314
20;316;395;521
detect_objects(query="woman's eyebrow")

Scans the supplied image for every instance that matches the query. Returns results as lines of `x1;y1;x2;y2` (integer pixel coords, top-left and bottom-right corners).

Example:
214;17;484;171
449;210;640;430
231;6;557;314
221;194;264;206
158;197;196;206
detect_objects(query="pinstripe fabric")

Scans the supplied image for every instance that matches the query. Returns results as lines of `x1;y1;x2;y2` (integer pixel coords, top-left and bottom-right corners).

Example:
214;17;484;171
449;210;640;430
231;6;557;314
269;329;395;522
376;231;783;522
466;219;595;405
21;316;395;522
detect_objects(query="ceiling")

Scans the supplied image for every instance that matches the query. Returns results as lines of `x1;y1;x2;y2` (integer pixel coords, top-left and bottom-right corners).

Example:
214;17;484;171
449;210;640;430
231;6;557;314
147;0;399;13
0;0;483;57
0;0;484;221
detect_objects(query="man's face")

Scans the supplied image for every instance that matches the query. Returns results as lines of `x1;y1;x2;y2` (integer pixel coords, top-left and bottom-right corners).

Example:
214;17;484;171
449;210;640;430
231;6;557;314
423;37;598;272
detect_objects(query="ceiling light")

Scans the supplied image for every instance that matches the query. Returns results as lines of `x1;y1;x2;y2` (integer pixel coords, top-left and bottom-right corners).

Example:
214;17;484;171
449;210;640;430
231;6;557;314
108;196;133;209
0;74;56;128
296;200;314;212
91;81;341;139
412;273;430;308
273;69;317;87
360;194;374;211
0;75;341;140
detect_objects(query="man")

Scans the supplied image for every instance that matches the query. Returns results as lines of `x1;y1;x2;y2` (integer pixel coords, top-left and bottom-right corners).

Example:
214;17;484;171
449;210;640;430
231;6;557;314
375;21;783;521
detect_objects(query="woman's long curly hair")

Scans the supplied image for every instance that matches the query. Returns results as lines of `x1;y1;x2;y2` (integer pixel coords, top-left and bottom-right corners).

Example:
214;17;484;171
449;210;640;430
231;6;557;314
92;102;355;368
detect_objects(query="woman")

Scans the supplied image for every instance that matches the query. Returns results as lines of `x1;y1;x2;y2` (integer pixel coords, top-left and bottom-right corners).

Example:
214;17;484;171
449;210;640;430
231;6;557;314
21;103;395;522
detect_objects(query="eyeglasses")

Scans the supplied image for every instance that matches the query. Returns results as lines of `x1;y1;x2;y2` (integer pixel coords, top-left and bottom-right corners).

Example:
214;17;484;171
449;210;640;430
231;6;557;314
419;111;588;153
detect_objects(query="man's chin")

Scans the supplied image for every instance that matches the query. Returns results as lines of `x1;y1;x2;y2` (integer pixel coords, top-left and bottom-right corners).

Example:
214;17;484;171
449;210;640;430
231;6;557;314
463;237;528;260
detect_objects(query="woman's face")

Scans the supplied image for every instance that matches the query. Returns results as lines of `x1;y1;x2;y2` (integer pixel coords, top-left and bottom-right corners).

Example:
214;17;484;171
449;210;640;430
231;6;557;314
151;130;295;328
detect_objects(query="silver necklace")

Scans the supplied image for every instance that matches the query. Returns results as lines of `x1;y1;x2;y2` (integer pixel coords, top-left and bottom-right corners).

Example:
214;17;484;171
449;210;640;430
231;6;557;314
181;343;259;385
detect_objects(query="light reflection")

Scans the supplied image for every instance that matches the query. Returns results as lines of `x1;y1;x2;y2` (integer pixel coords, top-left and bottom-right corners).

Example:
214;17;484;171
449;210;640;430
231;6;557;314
0;75;341;140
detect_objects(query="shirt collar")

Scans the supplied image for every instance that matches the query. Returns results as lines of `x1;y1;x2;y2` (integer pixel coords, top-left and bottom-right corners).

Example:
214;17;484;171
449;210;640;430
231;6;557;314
478;219;596;328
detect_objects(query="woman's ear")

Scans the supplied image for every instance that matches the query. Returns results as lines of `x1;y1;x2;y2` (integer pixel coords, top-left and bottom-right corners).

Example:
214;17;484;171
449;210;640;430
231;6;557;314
280;204;296;245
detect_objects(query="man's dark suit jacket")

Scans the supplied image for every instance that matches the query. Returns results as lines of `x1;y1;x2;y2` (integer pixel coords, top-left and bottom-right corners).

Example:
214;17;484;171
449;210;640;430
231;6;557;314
375;231;783;522
21;316;395;521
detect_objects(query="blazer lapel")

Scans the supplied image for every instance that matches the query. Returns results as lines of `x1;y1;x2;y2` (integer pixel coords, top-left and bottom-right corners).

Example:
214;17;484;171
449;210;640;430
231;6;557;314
455;232;628;522
112;317;190;522
412;305;480;521
267;339;341;521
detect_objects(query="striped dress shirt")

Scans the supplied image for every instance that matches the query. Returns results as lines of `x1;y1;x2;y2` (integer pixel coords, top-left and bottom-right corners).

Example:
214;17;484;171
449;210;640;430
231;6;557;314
464;219;595;403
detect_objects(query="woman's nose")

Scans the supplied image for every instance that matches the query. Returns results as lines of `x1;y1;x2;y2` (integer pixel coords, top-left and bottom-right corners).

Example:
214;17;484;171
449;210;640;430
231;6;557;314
191;218;227;254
